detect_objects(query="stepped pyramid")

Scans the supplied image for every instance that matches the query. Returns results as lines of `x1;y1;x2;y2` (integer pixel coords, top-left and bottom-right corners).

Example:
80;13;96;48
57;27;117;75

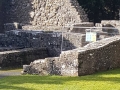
6;0;89;30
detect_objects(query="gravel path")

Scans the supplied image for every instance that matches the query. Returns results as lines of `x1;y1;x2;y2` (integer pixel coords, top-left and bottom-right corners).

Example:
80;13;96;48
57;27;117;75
0;70;22;79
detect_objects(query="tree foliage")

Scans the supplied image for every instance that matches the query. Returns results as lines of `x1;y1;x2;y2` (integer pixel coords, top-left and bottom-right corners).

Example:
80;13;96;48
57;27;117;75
0;0;120;24
78;0;120;23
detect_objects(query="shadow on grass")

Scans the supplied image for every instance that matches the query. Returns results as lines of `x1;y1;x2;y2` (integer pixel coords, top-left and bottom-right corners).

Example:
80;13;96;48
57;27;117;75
0;84;32;90
0;68;120;90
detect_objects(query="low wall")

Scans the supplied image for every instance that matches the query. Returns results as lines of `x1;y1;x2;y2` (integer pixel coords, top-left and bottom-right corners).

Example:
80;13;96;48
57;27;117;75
0;48;48;68
78;36;120;75
5;0;88;31
101;20;120;35
0;30;87;56
23;36;120;76
23;50;78;76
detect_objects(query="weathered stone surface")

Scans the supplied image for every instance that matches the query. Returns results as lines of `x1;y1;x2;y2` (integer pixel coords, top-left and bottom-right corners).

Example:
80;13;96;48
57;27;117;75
60;50;78;76
0;30;87;56
78;36;120;75
69;22;94;33
4;23;22;31
5;0;88;31
0;48;48;68
23;36;120;76
23;50;78;76
101;20;120;35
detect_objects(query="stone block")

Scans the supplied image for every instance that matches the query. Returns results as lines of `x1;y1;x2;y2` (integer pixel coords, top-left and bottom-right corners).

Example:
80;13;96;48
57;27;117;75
70;22;94;33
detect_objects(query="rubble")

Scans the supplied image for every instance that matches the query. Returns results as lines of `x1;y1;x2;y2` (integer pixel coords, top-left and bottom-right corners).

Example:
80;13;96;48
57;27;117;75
5;0;88;31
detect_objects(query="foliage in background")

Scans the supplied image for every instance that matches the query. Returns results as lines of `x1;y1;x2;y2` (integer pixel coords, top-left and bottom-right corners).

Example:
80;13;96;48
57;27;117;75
78;0;120;23
0;0;120;28
0;0;9;32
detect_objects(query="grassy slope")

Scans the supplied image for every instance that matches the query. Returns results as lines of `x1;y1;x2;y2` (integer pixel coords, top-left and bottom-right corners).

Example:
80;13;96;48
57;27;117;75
0;68;120;90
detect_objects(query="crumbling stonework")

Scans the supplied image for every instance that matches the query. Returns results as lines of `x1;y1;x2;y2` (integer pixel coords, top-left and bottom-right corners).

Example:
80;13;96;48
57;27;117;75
78;36;120;75
97;20;120;36
102;20;120;36
101;20;120;31
23;36;120;76
4;23;22;31
0;30;87;56
6;0;88;31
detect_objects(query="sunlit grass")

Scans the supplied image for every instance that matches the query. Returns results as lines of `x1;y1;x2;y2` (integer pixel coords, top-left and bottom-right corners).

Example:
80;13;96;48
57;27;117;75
0;68;120;90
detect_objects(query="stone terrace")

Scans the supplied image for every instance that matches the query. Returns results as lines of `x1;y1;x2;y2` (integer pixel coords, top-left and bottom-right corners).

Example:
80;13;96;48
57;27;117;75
23;36;120;76
0;30;87;57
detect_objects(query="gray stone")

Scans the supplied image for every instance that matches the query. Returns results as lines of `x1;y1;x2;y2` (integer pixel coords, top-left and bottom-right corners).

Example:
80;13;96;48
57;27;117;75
22;36;120;76
4;0;88;31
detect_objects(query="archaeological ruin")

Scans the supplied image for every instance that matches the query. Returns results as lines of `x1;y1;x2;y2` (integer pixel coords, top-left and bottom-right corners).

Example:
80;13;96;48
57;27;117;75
0;0;120;76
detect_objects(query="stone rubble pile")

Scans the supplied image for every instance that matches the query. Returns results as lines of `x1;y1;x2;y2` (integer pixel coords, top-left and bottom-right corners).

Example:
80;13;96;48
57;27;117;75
6;0;88;31
23;50;78;76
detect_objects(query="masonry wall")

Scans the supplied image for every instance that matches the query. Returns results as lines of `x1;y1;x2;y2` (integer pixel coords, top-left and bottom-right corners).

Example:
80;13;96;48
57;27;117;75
6;0;88;30
101;20;120;28
0;48;48;68
78;36;120;76
0;30;87;57
23;36;120;76
98;20;120;36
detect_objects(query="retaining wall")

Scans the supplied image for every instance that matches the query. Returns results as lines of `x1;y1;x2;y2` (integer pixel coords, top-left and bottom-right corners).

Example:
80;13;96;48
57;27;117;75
0;30;87;57
23;36;120;76
78;37;120;75
5;0;88;31
0;48;48;68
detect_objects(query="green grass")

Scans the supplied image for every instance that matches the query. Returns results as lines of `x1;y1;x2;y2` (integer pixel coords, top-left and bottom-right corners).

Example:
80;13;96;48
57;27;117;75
0;69;120;90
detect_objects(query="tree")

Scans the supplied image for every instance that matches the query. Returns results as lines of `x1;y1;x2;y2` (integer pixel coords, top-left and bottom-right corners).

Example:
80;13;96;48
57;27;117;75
77;0;120;23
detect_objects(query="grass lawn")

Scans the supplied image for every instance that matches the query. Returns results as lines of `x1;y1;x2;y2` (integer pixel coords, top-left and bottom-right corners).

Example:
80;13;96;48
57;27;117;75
0;68;120;90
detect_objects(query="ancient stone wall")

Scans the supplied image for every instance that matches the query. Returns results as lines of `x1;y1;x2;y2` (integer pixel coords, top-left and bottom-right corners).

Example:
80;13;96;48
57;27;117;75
101;20;120;35
78;36;120;75
6;0;88;30
0;30;87;56
23;36;120;76
101;20;120;30
0;48;48;68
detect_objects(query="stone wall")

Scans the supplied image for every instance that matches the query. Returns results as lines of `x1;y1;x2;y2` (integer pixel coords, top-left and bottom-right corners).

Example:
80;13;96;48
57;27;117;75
6;0;88;31
101;20;120;29
0;48;48;68
101;20;120;35
23;50;78;76
0;30;87;56
78;36;120;75
23;36;120;76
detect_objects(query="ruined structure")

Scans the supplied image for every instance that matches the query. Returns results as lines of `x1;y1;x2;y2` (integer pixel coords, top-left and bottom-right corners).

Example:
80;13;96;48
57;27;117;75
22;36;120;76
0;30;87;57
0;0;120;76
4;0;88;31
